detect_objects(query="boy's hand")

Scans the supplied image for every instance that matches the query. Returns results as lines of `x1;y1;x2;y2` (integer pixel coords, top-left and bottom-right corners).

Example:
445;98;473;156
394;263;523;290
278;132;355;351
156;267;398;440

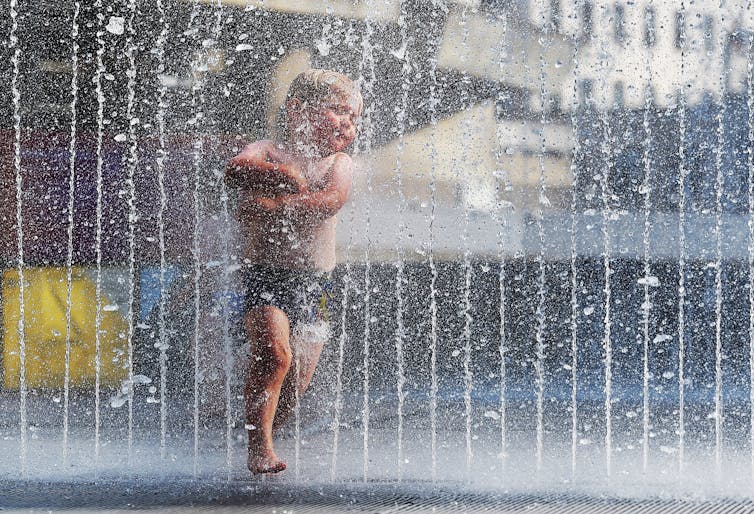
269;161;308;194
253;197;278;212
264;148;307;193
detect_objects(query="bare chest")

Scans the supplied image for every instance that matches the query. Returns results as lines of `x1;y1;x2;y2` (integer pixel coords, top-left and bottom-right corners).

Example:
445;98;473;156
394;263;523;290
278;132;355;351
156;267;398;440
302;155;337;191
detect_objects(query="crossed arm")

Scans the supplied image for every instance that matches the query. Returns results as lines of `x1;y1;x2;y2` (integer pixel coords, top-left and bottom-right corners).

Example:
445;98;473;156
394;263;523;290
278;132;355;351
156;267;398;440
228;144;354;223
252;164;352;221
225;142;307;193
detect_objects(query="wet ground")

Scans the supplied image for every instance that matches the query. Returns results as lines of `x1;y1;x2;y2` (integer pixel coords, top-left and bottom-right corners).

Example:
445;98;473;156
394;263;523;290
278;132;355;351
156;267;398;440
3;386;754;511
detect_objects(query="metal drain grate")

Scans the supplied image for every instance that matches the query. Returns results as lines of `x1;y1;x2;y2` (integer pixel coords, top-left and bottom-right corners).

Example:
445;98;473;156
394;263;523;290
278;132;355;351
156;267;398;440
3;480;754;513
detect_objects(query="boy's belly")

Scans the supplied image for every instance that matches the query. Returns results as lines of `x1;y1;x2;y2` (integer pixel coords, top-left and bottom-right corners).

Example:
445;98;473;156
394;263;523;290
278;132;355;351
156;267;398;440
243;217;337;271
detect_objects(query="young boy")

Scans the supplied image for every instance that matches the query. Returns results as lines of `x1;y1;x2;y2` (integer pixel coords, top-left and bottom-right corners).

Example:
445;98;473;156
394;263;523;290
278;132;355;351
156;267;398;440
225;69;362;474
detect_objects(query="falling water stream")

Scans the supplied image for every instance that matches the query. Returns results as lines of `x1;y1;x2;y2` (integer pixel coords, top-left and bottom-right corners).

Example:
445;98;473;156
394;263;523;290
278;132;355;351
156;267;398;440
93;0;107;471
748;0;754;482
124;0;140;464
62;0;80;466
714;5;727;480
568;1;582;480
534;8;549;477
598;4;614;479
640;6;654;475
456;4;475;483
677;0;688;477
359;18;375;484
154;0;170;464
495;9;510;476
9;0;26;477
427;9;440;482
392;0;411;482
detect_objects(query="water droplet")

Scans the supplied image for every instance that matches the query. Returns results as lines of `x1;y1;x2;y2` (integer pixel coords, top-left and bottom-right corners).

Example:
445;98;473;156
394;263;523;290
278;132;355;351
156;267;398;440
105;16;125;35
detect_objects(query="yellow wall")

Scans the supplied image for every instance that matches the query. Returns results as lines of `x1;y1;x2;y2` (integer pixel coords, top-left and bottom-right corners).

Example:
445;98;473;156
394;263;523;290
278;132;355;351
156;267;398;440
2;267;129;389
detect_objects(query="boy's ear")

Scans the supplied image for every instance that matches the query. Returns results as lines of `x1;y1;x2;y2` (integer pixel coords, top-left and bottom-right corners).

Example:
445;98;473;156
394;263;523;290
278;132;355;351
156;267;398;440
286;98;302;114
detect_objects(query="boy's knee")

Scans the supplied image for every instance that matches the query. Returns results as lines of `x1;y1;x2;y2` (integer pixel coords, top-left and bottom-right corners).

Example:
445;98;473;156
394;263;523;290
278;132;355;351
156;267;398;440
266;339;292;371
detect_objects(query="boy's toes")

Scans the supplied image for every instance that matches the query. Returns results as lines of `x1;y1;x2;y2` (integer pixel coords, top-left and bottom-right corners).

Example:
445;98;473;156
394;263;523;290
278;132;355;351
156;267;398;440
248;454;287;474
258;460;287;474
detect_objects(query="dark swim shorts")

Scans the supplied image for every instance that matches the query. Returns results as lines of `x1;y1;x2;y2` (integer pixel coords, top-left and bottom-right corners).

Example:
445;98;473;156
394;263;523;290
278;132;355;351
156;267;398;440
243;265;333;328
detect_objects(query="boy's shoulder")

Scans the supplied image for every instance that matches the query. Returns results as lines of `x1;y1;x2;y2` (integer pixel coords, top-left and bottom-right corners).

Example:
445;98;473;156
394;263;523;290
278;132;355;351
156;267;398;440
328;151;353;168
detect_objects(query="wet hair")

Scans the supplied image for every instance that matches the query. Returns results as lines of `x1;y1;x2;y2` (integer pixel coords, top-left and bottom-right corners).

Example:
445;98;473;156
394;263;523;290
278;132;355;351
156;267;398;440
286;69;362;110
275;69;362;141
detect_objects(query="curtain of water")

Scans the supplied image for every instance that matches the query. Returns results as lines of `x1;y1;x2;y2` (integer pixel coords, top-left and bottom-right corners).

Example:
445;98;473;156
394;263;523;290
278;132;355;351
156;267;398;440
93;0;107;471
569;1;583;480
188;0;205;477
63;0;81;466
748;0;754;483
9;0;26;476
713;3;727;480
154;0;170;463
534;9;550;477
598;3;614;479
393;0;411;481
677;0;688;478
124;0;140;465
640;4;655;475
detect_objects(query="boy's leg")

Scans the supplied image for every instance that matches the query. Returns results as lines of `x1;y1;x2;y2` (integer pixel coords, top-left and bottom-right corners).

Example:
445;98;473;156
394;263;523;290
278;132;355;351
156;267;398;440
273;333;325;431
244;305;292;474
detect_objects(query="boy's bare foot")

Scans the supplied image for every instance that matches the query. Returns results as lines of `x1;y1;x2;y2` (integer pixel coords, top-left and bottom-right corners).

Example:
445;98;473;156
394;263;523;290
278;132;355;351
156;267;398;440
248;447;287;474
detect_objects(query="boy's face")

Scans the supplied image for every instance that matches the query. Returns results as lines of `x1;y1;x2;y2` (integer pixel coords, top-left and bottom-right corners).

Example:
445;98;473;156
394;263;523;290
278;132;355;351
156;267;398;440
292;92;361;156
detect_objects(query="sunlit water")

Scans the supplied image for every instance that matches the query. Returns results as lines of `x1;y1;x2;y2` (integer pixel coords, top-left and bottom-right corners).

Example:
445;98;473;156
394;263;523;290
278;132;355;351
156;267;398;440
6;0;754;506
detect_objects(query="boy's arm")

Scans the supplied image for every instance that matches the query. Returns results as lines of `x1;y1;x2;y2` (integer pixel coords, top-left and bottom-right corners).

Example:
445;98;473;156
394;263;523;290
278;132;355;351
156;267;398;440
225;143;307;192
250;153;353;222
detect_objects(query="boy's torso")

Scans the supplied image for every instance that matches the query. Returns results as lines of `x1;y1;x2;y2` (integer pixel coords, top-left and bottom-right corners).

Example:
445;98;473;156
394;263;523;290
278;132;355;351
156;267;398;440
240;145;340;272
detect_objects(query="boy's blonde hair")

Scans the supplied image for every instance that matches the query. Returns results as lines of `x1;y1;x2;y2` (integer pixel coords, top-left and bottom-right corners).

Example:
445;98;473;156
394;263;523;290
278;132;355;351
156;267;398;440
276;69;362;141
286;69;362;111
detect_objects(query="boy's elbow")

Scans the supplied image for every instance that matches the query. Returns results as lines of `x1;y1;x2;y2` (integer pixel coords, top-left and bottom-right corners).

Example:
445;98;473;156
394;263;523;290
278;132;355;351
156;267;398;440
323;190;349;217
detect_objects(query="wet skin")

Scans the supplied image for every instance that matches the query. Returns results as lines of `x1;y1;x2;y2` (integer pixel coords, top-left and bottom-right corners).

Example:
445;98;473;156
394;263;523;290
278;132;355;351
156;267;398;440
229;92;360;474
